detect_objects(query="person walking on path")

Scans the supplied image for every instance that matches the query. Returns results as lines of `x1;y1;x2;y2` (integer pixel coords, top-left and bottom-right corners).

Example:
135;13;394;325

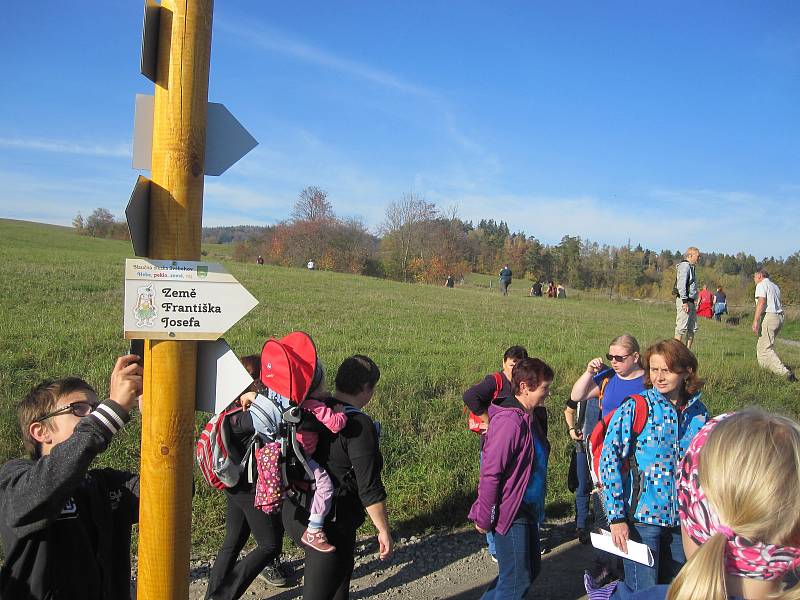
674;247;700;349
282;355;392;600
499;265;513;296
469;358;554;600
752;269;796;382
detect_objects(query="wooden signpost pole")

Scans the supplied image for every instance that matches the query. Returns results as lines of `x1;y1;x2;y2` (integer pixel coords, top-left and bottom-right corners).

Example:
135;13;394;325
137;1;213;598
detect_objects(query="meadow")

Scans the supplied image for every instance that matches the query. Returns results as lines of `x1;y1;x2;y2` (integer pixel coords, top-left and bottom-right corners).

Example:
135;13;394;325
1;218;798;555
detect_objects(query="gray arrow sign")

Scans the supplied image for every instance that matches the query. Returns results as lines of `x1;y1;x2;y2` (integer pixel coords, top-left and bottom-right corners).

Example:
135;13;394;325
132;94;258;175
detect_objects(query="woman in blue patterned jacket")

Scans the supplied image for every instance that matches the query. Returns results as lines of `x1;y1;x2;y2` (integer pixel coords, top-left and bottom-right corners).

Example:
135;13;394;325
599;339;708;593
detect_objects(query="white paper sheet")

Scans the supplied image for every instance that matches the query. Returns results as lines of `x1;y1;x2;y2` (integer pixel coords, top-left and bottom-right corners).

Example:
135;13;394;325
590;529;655;567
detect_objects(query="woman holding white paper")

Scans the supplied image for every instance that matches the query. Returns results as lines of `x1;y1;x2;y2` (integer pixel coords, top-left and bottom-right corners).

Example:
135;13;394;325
597;340;708;592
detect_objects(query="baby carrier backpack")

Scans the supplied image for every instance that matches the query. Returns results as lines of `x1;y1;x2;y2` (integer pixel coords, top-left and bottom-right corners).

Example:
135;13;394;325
195;331;321;510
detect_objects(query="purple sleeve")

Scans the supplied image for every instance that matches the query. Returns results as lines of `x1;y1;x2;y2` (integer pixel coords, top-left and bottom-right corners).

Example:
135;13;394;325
469;414;521;530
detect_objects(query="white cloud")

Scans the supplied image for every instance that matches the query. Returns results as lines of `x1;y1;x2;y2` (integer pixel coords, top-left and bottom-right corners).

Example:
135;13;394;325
0;137;130;158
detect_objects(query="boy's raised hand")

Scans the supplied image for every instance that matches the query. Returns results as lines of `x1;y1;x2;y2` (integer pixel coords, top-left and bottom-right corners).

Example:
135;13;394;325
110;355;143;413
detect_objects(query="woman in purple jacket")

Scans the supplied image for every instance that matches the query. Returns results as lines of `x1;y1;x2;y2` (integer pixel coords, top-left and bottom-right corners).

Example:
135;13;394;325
468;357;554;599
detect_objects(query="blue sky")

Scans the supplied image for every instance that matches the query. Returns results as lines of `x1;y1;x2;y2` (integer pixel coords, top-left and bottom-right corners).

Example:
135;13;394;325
1;2;798;258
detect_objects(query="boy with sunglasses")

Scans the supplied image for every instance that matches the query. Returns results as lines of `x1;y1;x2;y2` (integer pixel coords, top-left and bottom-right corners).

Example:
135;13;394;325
0;354;142;600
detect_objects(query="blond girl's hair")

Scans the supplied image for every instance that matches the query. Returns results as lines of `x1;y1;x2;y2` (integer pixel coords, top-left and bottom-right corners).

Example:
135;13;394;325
667;409;800;600
609;334;642;367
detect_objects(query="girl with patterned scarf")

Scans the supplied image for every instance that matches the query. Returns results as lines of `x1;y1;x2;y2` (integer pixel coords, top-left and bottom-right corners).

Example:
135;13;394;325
586;408;800;600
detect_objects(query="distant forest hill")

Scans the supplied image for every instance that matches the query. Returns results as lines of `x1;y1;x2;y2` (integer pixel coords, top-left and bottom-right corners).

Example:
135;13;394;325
203;224;272;244
78;187;800;304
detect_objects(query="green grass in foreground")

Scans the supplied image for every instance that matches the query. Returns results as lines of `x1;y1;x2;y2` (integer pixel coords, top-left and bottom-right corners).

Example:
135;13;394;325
1;218;799;556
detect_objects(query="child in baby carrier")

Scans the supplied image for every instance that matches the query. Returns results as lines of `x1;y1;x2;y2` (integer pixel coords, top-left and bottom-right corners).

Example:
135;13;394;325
295;362;348;553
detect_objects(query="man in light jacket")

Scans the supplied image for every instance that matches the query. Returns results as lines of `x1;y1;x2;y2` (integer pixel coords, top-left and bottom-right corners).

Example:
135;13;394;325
673;247;700;349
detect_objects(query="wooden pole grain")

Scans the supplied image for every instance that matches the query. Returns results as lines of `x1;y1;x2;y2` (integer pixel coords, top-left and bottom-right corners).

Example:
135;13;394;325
137;1;213;598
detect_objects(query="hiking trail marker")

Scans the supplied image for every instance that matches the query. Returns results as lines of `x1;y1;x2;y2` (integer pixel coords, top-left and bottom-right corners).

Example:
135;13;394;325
123;259;258;341
125;1;260;598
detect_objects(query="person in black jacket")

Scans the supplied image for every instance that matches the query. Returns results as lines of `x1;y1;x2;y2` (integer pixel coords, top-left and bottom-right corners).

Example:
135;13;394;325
0;354;142;600
205;355;290;599
282;354;392;600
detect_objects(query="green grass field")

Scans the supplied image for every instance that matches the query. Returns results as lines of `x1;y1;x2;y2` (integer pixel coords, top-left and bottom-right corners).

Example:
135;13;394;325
1;218;798;555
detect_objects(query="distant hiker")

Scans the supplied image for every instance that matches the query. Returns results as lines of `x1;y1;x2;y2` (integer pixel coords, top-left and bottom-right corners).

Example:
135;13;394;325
257;255;264;265
499;265;513;296
307;260;315;270
0;355;142;600
674;247;700;348
445;274;455;288
712;286;727;321
557;283;566;299
696;284;713;319
531;281;543;297
546;280;556;298
752;270;796;382
469;358;553;600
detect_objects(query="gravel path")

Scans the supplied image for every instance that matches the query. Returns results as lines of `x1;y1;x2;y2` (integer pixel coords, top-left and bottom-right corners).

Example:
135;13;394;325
176;521;593;600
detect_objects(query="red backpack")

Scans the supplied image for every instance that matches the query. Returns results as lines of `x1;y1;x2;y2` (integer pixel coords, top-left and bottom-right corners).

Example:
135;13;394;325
196;404;256;490
466;372;503;433
586;393;648;489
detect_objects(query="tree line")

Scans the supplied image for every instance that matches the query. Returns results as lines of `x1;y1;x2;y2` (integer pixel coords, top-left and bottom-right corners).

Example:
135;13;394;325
74;190;800;304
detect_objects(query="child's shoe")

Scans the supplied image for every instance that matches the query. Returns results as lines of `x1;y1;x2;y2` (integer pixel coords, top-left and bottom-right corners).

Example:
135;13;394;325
301;528;336;553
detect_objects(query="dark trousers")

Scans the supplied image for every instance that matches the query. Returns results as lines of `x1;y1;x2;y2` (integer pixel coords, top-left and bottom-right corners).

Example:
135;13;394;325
205;488;284;600
283;498;359;600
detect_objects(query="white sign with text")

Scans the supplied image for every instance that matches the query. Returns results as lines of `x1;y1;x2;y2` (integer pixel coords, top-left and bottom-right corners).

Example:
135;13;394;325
123;259;258;340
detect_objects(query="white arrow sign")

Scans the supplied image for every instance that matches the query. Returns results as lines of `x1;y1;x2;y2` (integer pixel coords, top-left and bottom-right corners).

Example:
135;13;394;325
196;339;255;414
123;259;258;340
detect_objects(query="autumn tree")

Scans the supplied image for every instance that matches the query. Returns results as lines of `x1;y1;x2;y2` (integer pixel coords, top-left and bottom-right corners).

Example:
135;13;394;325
292;186;334;223
379;193;438;281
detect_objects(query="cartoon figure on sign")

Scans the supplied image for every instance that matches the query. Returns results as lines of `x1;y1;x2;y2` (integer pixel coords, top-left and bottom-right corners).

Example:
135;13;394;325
134;284;157;327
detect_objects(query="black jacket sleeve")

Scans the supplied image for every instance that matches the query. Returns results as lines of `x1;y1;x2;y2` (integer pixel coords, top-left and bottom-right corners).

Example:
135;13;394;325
0;400;130;539
463;373;499;415
345;414;386;507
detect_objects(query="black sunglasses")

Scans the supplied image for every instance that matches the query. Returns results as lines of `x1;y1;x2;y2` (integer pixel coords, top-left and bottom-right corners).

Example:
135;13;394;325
35;401;98;422
606;353;630;362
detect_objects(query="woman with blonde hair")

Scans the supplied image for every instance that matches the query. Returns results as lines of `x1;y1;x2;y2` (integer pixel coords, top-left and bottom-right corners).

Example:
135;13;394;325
567;334;645;545
587;408;800;600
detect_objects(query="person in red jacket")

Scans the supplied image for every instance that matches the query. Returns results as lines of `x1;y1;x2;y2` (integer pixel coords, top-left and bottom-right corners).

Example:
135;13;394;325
696;284;714;319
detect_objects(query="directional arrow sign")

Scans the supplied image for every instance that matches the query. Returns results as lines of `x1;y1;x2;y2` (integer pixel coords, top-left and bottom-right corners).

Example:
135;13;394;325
132;94;257;175
123;258;258;340
125;175;151;257
196;339;255;414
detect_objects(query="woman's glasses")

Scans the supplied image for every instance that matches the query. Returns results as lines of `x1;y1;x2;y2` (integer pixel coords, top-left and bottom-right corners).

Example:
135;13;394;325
606;353;630;363
35;401;98;422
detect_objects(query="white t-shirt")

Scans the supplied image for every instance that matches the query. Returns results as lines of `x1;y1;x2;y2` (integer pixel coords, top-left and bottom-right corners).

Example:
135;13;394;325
755;278;783;314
